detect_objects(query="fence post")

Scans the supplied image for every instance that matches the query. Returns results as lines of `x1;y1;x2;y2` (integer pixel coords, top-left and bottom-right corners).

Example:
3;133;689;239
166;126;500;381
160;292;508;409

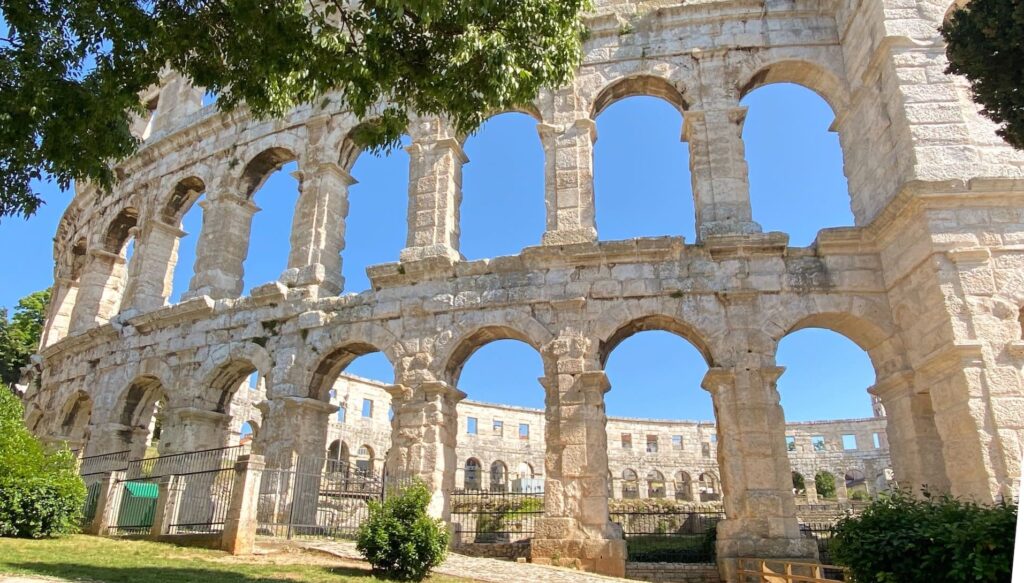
87;470;125;535
151;475;184;538
222;454;265;554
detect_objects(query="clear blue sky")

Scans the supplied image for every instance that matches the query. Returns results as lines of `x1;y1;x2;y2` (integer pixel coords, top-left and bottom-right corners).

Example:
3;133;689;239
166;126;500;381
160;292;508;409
0;84;876;422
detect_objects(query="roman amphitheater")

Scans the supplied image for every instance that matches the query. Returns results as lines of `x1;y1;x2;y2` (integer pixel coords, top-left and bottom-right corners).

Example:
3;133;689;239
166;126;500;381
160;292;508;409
19;0;1024;579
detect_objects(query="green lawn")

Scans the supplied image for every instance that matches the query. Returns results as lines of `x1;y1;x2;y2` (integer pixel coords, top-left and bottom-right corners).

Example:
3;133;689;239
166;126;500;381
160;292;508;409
0;535;469;583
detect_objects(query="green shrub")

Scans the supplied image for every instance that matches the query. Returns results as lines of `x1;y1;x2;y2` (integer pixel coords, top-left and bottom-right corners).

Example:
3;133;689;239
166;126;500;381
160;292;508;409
356;480;450;581
830;490;1015;583
0;385;86;538
849;489;870;502
792;472;806;494
815;472;837;499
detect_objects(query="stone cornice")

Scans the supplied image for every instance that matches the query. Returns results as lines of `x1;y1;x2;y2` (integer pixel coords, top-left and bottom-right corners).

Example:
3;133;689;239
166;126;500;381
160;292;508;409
913;341;986;381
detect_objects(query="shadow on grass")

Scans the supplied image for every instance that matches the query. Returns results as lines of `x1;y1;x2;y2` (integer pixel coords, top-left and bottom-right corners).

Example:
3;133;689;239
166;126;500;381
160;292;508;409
8;562;374;583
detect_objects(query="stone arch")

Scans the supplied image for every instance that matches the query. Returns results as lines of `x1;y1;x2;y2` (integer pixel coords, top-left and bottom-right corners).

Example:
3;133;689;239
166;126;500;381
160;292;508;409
646;469;666;498
516;461;535;480
597;313;717;368
490;460;509;492
736;58;849;117
591;74;689;118
675;471;693;501
464;457;482;490
306;336;399;402
238;146;300;200
57;391;92;442
159;175;207;225
440;317;554;386
103;207;140;254
195;342;273;413
621;468;640;499
115;375;166;428
698;471;720;501
24;404;45;434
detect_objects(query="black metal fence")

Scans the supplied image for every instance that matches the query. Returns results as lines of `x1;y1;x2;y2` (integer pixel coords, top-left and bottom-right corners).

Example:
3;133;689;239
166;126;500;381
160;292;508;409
78;450;130;478
800;521;845;580
610;509;724;563
449;490;544;545
80;480;103;527
107;445;248;536
256;456;386;540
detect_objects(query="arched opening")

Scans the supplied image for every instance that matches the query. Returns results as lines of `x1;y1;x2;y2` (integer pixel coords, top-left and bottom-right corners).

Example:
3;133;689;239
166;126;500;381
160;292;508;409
675;471;693;501
164;178;207;303
242;150;299;294
845;468;869;499
461;112;544;258
647;470;666;499
343;136;410;292
464;458;482;490
58;392;92;447
593;77;694;242
622;469;639;500
698;471;720;502
603;319;715;504
490;461;509;492
356;445;375;476
240;420;258;444
814;471;838;500
741;83;851;246
448;334;546;494
116;376;166;458
101;207;139;317
792;471;807;496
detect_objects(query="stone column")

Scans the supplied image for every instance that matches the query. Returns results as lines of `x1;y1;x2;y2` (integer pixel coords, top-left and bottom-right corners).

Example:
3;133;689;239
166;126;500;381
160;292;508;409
385;381;464;519
158;407;232;454
283;162;353;296
870;373;949;495
401;121;465;263
41;278;79;347
538;119;599;246
68;249;127;333
185;192;259;300
532;328;625;576
684;107;761;240
703;367;816;574
123;219;187;312
151;475;184;537
87;470;125;535
257;396;338;466
222;454;265;554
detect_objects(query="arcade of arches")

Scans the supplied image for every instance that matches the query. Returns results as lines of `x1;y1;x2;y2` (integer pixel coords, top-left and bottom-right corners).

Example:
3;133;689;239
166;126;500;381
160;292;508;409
24;0;1024;577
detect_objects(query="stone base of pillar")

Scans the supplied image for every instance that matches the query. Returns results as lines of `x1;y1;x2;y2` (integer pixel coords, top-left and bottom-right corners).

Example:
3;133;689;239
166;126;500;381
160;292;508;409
280;264;342;297
399;244;462;264
698;219;764;241
541;227;597;246
530;537;626;577
530;517;626;576
715;518;818;579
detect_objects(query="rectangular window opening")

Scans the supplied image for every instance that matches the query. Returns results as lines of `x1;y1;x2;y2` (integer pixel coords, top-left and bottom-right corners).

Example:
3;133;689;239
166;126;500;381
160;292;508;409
621;434;632;449
467;417;478;435
361;399;373;418
785;435;796;452
812;435;826;452
646;435;659;453
672;435;683;450
842;434;858;450
519;423;530;440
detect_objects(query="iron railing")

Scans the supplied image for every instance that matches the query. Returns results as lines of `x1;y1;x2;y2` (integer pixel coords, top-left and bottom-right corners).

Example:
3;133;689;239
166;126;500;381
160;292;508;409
78;450;130;477
257;456;385;540
449;490;544;545
799;522;845;580
80;480;103;526
610;509;724;563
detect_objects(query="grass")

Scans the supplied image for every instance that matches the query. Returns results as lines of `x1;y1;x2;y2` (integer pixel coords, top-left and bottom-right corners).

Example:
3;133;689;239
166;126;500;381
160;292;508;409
0;535;470;583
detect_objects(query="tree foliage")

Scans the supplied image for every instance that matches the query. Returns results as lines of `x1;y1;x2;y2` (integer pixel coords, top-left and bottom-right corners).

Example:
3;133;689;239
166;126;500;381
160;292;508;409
830;490;1015;583
0;0;590;219
0;384;86;538
941;0;1024;149
356;480;449;581
815;471;837;499
792;471;806;494
0;289;50;386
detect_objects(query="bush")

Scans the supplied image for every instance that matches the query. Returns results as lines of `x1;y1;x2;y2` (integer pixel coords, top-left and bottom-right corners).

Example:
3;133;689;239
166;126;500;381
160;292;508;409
356;480;450;581
0;385;85;538
815;472;836;499
830;490;1015;583
792;471;806;494
849;489;870;502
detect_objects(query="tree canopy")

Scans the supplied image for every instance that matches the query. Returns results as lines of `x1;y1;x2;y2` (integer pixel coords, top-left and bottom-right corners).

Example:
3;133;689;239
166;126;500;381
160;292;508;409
0;0;589;219
0;289;50;386
941;0;1024;149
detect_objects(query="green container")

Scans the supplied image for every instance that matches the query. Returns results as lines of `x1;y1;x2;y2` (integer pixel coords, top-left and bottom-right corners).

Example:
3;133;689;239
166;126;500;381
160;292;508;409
118;481;159;528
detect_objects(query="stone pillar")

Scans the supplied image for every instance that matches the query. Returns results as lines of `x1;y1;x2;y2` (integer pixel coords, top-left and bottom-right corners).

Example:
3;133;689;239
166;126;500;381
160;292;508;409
41;278;79;347
283;162;353;296
123;219;187;312
401;121;465;263
87;470;125;535
385;381;463;519
151;475;184;537
258;396;338;466
158;407;232;455
703;367;816;575
185;192;259;300
870;373;950;495
68;249;127;333
149;71;203;135
684;108;761;240
532;329;624;576
538;119;599;246
222;454;265;554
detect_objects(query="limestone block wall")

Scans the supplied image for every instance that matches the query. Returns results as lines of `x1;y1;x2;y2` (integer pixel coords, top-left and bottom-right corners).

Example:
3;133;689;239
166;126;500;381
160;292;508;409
26;0;1024;573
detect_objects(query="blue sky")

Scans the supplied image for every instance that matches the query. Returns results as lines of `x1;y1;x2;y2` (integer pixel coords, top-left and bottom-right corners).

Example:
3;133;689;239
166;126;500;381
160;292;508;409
0;83;876;422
